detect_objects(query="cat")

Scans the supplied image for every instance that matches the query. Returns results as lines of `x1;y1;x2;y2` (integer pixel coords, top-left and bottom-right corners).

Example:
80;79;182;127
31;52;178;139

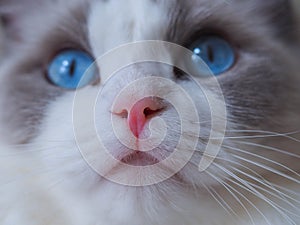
0;0;300;225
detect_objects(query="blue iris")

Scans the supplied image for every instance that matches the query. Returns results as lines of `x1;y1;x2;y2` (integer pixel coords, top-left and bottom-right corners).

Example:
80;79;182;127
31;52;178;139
47;50;96;89
191;36;235;75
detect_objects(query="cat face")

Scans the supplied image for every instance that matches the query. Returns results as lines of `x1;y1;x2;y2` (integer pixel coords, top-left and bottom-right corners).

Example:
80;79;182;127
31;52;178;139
0;0;299;224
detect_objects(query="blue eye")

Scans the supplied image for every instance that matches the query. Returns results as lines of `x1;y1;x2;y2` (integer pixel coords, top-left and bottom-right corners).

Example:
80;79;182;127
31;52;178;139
190;36;235;75
47;50;96;89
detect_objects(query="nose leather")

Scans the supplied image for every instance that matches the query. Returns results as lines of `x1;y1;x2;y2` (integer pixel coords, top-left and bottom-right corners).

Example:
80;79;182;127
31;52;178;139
128;97;163;138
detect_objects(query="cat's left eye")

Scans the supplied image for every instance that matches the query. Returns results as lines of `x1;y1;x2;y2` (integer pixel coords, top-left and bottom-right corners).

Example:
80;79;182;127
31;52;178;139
47;50;96;89
190;35;235;76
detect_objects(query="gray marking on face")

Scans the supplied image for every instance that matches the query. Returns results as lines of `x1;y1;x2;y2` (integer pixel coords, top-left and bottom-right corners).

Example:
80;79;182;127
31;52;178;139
164;0;299;129
0;0;91;143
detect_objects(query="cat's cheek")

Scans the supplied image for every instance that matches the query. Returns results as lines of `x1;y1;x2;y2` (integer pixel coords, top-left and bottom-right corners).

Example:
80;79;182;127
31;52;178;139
26;88;211;224
30;91;90;179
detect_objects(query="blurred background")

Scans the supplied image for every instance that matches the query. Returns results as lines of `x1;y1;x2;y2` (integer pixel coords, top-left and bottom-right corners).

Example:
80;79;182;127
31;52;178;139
295;0;300;21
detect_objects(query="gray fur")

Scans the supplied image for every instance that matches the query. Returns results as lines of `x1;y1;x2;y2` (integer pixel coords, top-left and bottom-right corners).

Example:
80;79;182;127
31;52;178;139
0;0;299;224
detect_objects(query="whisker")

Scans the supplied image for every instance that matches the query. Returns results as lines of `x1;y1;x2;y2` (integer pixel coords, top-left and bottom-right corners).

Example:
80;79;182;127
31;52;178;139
271;183;300;197
182;119;212;125
185;129;300;143
211;130;300;142
216;164;298;224
199;179;238;218
234;141;300;158
223;145;300;183
226;129;300;138
228;165;300;210
232;153;300;184
201;165;257;224
205;169;264;225
210;154;300;206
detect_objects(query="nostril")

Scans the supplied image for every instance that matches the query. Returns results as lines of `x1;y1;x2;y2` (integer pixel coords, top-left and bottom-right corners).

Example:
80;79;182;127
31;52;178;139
143;107;153;117
143;107;163;118
114;109;128;118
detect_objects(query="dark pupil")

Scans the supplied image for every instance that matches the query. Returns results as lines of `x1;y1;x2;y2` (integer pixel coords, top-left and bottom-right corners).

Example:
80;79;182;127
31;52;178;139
206;45;214;63
69;59;77;77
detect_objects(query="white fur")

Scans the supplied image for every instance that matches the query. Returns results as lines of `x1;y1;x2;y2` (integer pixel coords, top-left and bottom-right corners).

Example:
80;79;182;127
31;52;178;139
0;1;299;225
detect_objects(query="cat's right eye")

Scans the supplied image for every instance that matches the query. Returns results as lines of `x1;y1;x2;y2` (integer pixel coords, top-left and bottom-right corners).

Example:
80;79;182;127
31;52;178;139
189;35;235;76
47;50;97;89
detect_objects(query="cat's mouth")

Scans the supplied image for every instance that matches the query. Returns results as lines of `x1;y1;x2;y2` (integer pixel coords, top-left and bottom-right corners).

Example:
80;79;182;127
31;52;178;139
120;151;160;166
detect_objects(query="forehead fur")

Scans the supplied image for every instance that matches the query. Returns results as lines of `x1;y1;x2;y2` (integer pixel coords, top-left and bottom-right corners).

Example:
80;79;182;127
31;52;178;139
0;0;296;49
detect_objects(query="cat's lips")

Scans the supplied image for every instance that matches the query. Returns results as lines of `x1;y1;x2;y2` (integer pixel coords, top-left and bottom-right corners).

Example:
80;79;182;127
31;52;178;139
119;151;160;166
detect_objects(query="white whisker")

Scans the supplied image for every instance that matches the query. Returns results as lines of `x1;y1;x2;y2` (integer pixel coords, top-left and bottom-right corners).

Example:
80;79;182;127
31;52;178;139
212;155;300;206
211;130;300;142
216;164;297;225
235;141;300;158
204;169;257;225
226;129;300;139
228;165;300;210
199;179;238;218
223;145;300;183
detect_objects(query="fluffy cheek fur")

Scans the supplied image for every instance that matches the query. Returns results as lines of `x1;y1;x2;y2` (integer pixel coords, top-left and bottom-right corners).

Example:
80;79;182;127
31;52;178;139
15;71;300;225
21;84;229;225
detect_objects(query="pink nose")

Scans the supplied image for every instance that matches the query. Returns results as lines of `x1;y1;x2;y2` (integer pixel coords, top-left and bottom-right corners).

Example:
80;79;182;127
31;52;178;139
128;97;163;138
